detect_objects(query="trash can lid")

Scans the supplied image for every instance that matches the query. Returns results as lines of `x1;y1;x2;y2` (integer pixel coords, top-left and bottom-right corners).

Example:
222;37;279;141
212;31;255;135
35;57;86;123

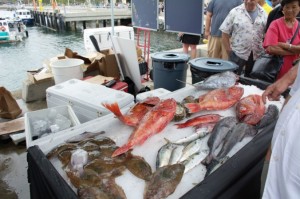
189;58;238;72
151;52;190;62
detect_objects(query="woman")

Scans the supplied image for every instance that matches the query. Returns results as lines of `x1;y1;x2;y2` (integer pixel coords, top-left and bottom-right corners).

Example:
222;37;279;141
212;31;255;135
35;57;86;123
178;33;200;59
263;0;300;80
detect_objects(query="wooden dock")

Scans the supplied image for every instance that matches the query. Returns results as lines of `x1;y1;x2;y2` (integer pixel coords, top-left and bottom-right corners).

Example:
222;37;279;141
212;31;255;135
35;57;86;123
33;6;132;31
0;5;132;31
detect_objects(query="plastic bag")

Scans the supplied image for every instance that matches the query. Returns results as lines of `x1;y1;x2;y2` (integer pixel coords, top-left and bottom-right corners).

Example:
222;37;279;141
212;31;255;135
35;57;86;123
0;87;22;119
250;54;283;83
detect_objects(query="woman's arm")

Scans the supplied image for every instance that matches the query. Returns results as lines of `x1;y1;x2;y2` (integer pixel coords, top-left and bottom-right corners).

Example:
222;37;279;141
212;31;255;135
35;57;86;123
277;42;300;54
266;44;294;56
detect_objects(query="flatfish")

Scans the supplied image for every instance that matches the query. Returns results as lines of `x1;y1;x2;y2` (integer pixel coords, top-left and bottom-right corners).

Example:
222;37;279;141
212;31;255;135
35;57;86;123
144;164;185;199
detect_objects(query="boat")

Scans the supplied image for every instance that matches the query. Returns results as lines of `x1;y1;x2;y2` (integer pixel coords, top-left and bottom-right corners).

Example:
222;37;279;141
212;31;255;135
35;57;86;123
0;18;28;43
15;8;34;26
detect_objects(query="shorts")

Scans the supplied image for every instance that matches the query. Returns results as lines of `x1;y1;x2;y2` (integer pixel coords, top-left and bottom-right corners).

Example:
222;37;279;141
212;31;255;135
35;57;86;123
182;34;200;45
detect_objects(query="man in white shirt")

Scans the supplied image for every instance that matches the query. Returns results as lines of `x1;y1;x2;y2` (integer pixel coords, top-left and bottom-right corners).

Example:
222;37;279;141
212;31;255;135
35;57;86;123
262;64;300;198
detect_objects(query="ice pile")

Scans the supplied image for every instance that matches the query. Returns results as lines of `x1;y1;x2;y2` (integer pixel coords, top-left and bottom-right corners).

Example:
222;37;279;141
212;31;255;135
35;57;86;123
31;109;72;139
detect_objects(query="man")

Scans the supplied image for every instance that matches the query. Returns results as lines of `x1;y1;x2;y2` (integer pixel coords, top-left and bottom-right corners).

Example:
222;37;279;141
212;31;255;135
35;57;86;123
261;64;300;198
204;0;243;59
220;0;267;77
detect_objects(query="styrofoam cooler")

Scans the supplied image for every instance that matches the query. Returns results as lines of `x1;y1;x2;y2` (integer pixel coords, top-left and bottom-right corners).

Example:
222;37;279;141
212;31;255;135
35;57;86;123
25;105;80;148
84;26;134;52
46;79;134;123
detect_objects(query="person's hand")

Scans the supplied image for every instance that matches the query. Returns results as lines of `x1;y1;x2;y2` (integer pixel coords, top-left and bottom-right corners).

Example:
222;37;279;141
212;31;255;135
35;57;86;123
262;79;290;103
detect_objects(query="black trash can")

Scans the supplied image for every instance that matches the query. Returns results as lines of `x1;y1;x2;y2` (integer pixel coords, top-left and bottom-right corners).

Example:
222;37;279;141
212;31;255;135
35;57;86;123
152;52;190;91
189;58;238;84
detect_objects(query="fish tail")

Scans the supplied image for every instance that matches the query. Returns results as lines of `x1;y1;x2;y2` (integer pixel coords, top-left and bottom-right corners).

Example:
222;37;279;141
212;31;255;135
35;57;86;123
185;103;201;114
201;153;213;166
102;102;124;119
205;159;220;177
112;143;132;157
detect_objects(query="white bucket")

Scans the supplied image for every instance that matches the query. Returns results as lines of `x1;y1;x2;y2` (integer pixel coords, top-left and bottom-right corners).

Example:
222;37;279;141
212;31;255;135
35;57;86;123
51;58;84;84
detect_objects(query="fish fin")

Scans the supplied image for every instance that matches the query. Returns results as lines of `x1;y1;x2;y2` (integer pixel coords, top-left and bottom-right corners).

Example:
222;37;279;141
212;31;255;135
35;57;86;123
205;159;220;177
174;122;187;129
185;103;201;114
102;102;123;117
112;144;132;157
164;137;172;143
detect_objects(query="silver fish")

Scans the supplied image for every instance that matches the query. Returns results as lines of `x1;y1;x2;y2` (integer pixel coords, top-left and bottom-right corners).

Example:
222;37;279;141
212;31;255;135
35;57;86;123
256;104;279;130
202;117;238;166
179;138;203;162
174;123;215;144
195;71;238;90
216;123;257;160
181;151;208;173
168;144;185;165
156;140;180;168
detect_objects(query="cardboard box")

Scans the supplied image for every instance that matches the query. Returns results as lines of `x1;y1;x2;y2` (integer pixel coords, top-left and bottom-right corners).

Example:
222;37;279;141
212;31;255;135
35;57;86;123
27;68;53;83
84;75;114;84
97;49;120;78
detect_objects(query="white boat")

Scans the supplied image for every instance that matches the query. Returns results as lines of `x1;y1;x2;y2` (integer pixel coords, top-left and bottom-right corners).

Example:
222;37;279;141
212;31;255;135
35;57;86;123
0;18;28;43
15;8;34;26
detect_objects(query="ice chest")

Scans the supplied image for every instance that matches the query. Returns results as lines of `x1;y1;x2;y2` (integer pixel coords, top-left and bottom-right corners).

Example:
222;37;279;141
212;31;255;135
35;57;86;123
189;58;238;84
136;88;171;102
25;105;80;148
46;79;134;123
84;26;134;53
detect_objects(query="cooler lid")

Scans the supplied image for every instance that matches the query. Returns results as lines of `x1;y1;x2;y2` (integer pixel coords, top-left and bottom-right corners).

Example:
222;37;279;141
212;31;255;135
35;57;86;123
46;79;134;111
151;52;190;62
189;58;238;72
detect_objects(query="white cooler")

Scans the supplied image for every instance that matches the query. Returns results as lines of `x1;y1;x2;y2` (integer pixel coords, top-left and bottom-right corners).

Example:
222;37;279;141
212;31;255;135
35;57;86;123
46;79;134;123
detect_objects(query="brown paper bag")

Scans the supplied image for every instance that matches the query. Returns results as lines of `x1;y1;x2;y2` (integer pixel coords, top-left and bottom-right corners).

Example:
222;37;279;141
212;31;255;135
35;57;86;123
0;87;22;119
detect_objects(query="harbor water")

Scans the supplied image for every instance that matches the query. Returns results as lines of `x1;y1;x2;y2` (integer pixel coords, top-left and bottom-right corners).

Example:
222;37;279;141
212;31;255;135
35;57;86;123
0;25;182;92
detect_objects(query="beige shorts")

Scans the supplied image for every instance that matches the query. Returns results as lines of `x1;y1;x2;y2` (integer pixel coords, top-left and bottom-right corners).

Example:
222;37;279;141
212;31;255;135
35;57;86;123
207;36;228;60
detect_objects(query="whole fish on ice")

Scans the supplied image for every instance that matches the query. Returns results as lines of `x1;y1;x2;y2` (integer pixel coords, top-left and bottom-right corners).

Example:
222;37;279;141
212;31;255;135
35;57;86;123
236;94;266;125
175;114;221;128
112;98;177;157
195;71;238;90
156;140;181;168
256;104;279;130
216;122;257;160
202;117;238;166
102;96;160;127
185;86;244;114
144;164;185;199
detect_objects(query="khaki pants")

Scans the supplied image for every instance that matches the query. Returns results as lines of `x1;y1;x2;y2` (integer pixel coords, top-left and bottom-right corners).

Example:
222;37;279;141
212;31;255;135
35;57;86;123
207;36;228;60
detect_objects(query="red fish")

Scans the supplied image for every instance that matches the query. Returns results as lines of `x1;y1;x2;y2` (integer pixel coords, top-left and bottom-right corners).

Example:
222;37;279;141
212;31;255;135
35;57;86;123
102;97;160;127
185;86;244;114
236;94;266;125
175;114;221;128
112;98;177;157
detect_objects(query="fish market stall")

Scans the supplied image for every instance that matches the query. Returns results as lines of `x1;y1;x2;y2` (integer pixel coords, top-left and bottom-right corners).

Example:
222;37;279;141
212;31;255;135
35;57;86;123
27;76;284;199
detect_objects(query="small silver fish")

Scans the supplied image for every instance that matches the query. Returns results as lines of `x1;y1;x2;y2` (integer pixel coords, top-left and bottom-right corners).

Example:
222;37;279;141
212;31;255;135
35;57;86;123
156;140;180;168
179;138;203;162
169;144;185;165
181;151;207;173
174;123;215;144
195;71;238;90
